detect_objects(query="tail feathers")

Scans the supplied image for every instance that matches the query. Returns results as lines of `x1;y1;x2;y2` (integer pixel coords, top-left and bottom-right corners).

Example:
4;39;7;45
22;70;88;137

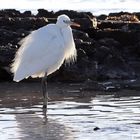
13;70;45;82
13;75;24;82
13;70;29;82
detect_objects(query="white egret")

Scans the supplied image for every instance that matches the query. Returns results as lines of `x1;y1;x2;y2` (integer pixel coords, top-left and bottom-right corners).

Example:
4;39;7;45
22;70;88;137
11;14;80;111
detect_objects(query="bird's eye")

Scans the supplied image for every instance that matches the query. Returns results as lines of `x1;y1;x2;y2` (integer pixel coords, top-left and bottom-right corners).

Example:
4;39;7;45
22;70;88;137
63;20;70;24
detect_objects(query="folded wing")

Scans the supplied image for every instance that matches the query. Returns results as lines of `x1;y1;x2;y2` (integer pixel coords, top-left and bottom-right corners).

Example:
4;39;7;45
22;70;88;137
11;24;65;82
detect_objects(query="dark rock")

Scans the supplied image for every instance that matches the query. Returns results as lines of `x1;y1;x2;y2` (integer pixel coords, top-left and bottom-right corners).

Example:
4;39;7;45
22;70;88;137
0;9;140;90
94;30;138;46
83;80;139;92
93;127;100;131
37;9;54;18
77;48;89;71
82;80;120;91
0;17;48;30
0;45;15;66
0;9;21;17
134;12;140;20
22;11;32;17
0;68;12;81
98;21;125;30
55;64;87;82
128;23;140;31
0;44;15;80
55;10;93;19
125;79;140;90
97;14;107;20
73;29;91;42
98;38;120;47
0;28;21;45
108;11;133;17
73;18;95;29
107;13;139;22
98;53;135;79
76;42;95;59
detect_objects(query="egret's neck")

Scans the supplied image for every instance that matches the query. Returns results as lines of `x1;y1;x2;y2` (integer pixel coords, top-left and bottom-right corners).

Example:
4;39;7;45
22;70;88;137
60;26;73;42
58;26;76;63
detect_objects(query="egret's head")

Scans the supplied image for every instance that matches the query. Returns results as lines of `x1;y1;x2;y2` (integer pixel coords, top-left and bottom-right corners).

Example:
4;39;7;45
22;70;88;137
56;14;80;28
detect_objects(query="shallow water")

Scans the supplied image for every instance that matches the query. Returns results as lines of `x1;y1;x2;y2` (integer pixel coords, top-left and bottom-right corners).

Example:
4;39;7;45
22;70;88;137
0;82;140;140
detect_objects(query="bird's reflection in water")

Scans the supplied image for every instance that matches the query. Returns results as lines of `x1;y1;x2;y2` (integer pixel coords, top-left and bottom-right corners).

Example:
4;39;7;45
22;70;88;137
14;107;73;140
42;108;48;124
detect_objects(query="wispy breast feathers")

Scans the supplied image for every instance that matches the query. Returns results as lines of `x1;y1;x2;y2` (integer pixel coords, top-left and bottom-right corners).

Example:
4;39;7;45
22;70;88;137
11;33;33;74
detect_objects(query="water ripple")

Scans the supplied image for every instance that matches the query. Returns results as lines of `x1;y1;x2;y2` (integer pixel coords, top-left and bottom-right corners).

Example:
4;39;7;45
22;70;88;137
0;90;140;139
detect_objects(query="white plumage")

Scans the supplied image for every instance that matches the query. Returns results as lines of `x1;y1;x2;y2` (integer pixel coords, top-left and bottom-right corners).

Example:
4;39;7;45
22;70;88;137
11;14;78;82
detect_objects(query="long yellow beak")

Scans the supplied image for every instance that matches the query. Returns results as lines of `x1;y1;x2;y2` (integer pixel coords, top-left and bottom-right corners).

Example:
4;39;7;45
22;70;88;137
71;22;80;27
68;21;80;27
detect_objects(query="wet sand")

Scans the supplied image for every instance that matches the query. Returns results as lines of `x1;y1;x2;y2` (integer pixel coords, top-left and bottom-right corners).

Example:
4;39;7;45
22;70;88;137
0;82;140;140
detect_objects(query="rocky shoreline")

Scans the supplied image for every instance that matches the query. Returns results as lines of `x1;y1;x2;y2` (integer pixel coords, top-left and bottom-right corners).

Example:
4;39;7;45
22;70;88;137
1;9;140;91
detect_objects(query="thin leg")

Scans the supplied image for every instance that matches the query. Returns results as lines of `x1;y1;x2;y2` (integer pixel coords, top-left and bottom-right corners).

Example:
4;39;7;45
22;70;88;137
43;108;48;124
41;73;48;110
